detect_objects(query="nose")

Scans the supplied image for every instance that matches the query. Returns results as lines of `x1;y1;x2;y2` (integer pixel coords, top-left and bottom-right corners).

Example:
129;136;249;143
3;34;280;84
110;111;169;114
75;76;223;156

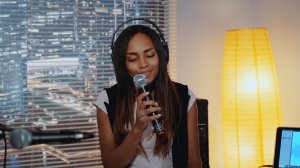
138;57;148;68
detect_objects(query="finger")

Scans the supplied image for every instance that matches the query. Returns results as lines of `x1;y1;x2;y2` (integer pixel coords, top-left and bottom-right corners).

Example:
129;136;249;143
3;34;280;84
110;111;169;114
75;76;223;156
139;111;146;118
141;113;162;122
143;101;158;107
144;106;161;116
136;92;150;102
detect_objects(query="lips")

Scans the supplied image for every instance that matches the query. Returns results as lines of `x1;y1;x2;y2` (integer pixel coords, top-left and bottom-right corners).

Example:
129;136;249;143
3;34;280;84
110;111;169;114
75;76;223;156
139;71;150;78
143;73;149;78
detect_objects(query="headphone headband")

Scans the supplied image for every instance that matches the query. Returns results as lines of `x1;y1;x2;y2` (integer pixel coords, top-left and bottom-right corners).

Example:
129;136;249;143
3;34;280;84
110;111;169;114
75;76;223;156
111;18;167;50
111;18;169;63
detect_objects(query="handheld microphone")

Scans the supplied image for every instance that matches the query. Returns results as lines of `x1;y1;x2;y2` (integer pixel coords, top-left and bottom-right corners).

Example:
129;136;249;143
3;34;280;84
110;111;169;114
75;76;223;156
9;128;95;149
133;74;166;135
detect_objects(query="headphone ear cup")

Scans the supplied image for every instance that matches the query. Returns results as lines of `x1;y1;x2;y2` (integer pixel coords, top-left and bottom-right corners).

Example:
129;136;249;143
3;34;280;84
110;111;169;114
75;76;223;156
111;53;114;63
162;42;169;63
110;45;115;64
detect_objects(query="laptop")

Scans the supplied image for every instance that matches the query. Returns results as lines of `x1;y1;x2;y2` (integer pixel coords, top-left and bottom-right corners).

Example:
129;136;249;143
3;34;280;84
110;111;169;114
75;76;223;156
273;127;300;168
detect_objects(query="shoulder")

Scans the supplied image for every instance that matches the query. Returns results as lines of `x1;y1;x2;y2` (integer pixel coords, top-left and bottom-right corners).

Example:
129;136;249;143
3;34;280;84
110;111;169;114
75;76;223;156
173;81;187;88
173;82;195;97
173;82;188;93
98;89;109;101
172;82;189;102
94;84;118;113
173;82;195;96
94;89;109;113
104;84;118;94
173;82;197;111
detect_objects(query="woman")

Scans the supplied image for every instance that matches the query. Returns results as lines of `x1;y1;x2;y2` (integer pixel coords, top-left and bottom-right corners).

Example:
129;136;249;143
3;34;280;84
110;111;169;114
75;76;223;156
94;21;202;168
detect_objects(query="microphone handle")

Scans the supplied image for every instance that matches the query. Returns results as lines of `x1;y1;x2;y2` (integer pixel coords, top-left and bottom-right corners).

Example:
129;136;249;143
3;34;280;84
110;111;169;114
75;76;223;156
30;131;94;144
31;132;81;144
139;87;166;134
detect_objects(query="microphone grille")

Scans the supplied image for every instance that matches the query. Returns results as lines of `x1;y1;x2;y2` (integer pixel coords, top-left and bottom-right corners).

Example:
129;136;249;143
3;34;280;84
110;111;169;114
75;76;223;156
133;74;147;88
10;128;32;149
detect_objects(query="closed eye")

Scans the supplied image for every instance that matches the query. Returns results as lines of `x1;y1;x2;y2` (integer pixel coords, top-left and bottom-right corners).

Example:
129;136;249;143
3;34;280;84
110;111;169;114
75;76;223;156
145;49;156;58
126;54;137;62
146;54;155;58
127;59;136;62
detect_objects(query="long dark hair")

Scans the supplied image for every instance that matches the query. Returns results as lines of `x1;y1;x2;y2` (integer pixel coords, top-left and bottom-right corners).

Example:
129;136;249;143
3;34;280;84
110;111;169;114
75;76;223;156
111;25;181;157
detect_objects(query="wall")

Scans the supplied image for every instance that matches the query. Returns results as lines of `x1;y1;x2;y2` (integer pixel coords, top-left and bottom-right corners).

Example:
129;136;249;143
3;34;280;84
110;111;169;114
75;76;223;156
177;0;300;167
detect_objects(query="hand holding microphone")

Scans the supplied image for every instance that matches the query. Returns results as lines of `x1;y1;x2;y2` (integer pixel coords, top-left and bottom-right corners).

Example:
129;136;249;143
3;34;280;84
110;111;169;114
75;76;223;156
133;74;166;135
134;92;162;132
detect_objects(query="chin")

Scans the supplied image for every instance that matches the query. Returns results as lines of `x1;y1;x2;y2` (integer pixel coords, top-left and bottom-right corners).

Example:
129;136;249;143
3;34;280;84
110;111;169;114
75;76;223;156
147;75;158;85
146;77;153;84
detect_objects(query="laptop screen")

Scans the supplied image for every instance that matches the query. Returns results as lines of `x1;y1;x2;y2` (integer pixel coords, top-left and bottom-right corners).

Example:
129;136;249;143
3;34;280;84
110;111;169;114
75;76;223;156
273;127;300;168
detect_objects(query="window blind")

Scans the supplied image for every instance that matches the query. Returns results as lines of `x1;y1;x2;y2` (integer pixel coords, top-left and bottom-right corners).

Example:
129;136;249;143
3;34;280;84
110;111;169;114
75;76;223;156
0;0;177;167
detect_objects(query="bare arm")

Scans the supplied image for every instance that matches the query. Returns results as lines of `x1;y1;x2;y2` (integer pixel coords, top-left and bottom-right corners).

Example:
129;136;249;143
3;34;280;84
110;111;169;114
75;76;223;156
96;107;142;168
96;92;161;168
188;101;203;168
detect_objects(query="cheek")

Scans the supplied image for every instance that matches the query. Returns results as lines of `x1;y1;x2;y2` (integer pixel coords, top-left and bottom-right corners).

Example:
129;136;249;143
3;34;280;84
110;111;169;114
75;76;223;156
125;62;136;77
151;59;160;76
153;58;160;71
154;66;159;76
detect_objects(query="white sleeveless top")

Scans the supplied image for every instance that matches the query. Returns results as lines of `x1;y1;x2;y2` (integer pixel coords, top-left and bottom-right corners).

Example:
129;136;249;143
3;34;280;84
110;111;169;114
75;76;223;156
94;89;196;168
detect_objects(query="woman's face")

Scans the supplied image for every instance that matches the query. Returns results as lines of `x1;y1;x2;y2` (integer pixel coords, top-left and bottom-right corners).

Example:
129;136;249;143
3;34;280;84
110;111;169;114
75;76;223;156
126;32;159;84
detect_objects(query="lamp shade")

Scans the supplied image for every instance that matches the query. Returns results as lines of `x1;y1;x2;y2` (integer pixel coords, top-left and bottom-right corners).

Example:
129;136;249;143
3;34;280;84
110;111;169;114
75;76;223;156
222;28;282;168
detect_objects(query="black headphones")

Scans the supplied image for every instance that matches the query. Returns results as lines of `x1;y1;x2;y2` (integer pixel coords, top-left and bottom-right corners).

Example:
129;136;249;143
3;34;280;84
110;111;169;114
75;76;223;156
110;18;169;63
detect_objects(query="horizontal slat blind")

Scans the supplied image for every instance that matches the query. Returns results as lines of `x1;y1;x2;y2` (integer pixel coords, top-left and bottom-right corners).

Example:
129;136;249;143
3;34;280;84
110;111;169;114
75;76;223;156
0;0;176;167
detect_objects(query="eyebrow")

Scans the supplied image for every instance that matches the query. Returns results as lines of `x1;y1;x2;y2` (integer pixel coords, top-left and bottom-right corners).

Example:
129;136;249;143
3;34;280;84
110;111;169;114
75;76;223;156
126;48;155;56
